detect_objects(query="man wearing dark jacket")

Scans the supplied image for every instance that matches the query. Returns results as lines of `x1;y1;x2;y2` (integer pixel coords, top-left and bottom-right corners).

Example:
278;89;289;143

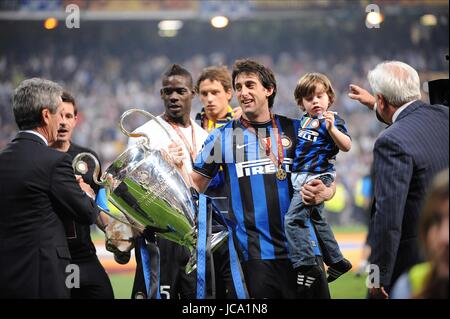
0;78;98;298
349;61;449;298
50;91;113;299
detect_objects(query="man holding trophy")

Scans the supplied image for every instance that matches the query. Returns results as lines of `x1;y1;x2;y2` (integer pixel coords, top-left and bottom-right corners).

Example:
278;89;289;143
191;59;335;298
96;63;238;299
123;64;209;299
97;61;336;299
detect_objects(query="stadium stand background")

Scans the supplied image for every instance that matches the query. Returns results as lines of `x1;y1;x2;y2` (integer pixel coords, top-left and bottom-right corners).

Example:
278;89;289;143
0;0;448;226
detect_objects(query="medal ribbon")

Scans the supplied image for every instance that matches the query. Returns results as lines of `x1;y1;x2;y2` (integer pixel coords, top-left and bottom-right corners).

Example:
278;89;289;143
239;113;284;171
163;114;197;161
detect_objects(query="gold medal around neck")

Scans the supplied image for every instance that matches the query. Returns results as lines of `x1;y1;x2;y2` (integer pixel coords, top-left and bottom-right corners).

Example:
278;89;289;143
276;167;287;181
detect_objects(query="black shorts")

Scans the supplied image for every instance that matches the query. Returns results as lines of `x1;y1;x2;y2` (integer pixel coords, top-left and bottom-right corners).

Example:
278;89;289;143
70;256;114;299
212;242;237;299
241;257;330;299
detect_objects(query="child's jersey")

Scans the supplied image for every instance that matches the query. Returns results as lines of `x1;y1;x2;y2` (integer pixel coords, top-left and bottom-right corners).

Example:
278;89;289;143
292;113;350;173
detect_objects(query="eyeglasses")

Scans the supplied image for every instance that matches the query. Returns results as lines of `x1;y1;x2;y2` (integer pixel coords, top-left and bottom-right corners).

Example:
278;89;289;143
160;87;190;96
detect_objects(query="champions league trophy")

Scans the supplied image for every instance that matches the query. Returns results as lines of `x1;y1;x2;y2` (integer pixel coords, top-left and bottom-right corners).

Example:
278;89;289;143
72;109;227;274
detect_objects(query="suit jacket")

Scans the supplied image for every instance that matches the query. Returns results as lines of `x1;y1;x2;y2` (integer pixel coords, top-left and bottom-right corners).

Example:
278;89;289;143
0;132;98;298
369;101;449;289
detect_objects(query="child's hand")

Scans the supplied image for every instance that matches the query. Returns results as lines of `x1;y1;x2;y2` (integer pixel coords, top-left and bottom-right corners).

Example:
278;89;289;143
324;111;335;131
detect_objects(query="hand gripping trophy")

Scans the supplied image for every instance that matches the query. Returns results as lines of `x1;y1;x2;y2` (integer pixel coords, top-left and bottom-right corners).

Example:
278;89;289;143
72;109;227;274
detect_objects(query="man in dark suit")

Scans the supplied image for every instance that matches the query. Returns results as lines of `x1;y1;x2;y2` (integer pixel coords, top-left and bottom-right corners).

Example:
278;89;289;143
0;78;99;298
349;61;449;298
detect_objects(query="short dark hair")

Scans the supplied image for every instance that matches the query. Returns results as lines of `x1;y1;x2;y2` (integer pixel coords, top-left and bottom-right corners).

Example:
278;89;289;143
196;66;232;94
61;91;78;116
162;64;193;88
231;59;277;108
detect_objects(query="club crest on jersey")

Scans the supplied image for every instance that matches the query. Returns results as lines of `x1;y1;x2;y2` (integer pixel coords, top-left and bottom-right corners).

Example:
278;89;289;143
262;135;291;149
311;119;320;129
299;129;319;142
281;135;292;149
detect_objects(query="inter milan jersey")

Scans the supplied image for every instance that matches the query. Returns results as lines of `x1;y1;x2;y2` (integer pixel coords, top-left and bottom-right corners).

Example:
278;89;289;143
195;106;236;213
194;114;321;261
292;113;350;173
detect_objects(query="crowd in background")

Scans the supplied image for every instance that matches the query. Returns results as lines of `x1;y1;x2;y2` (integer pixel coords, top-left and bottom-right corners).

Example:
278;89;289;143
0;19;447;226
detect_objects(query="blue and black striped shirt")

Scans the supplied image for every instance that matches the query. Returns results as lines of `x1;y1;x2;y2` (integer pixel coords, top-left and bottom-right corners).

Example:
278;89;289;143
292;113;350;173
194;114;321;261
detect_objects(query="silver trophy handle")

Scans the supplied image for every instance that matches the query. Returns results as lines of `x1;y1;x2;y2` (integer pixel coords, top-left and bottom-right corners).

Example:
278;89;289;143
72;152;106;186
120;108;174;147
72;152;144;232
119;108;194;188
120;109;150;146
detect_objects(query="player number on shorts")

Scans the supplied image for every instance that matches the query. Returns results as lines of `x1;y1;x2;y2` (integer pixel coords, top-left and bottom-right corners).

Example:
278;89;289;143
160;285;171;299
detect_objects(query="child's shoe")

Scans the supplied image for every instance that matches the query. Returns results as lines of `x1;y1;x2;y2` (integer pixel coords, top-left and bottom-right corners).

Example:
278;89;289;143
327;258;352;282
296;265;322;295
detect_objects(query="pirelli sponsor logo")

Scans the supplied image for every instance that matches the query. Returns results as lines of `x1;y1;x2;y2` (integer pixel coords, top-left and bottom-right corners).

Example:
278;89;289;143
299;129;319;142
235;158;293;178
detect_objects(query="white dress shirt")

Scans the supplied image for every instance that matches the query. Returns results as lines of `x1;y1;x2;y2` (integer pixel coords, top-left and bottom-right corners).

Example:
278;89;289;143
392;100;417;123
